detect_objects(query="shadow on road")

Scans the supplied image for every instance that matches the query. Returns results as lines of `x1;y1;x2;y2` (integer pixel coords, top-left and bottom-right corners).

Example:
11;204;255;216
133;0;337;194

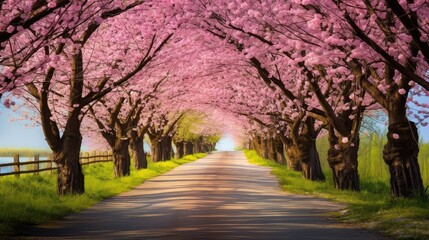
19;152;385;240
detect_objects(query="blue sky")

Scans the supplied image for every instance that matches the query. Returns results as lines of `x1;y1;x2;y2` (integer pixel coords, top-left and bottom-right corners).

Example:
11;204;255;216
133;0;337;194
0;106;49;149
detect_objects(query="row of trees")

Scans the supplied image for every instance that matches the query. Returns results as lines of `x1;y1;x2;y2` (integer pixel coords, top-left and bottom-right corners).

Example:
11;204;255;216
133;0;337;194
0;0;222;195
182;0;428;198
1;1;428;199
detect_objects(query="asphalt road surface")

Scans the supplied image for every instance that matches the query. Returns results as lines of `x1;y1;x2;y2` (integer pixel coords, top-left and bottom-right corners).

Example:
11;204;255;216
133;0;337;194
19;151;385;240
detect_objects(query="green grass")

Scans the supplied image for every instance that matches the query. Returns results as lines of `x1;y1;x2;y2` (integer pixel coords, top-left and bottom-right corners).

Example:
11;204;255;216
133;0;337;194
0;153;206;236
244;149;429;240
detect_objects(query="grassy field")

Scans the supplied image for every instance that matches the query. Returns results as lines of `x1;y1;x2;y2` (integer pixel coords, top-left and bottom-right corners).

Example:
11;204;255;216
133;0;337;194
244;148;429;240
0;147;51;157
0;153;206;236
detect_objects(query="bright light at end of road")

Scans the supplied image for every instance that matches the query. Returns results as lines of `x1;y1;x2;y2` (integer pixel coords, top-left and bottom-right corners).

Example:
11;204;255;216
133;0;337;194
216;135;236;151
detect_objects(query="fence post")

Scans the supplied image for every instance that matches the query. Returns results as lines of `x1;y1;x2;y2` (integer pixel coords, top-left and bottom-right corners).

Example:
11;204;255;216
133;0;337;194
34;154;39;176
47;154;52;174
13;154;19;178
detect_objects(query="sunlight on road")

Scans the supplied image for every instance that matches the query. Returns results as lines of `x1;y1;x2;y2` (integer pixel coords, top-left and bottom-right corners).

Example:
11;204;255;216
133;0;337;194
216;134;236;151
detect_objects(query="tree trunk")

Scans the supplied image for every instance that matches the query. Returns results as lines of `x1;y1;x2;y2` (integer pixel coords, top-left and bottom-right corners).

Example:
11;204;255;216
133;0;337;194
113;139;131;177
383;121;424;197
327;126;360;190
175;141;185;159
54;130;84;195
194;138;203;153
150;139;162;162
273;137;286;164
160;135;173;161
266;138;277;162
251;137;260;155
53;110;85;195
255;136;264;157
130;134;147;170
301;139;325;181
261;138;269;159
300;118;325;181
283;138;303;171
184;141;194;155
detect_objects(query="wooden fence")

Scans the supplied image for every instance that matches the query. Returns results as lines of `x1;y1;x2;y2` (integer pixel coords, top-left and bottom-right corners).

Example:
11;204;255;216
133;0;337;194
0;152;113;177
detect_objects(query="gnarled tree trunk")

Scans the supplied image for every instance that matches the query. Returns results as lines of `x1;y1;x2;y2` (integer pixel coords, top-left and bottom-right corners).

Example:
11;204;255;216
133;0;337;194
113;138;131;177
283;138;303;171
300;118;325;181
383;121;424;197
301;139;325;181
54;111;85;195
54;126;84;195
327;125;360;190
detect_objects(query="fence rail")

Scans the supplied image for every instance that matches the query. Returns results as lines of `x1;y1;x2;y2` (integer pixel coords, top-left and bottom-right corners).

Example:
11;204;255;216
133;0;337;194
0;152;113;177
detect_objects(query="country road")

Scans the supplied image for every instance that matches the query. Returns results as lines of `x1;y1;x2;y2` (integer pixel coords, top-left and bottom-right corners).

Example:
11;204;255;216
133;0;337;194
19;151;385;240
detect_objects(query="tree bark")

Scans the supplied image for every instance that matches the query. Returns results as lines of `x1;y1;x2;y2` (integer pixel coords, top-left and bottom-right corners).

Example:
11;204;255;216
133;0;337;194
113;138;131;177
261;137;269;159
175;141;185;159
266;138;277;162
283;138;303;171
383;121;424;197
193;137;202;153
160;135;173;161
273;136;286;165
150;139;162;162
130;133;147;169
327;126;360;190
184;141;194;155
282;118;325;181
54;125;84;195
301;139;325;181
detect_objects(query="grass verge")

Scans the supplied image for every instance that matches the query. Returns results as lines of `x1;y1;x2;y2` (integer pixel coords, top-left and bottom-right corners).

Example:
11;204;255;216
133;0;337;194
244;150;429;240
0;153;206;236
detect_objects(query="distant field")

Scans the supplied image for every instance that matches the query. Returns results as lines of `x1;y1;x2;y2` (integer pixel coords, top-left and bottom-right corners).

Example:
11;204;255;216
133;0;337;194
0;148;51;157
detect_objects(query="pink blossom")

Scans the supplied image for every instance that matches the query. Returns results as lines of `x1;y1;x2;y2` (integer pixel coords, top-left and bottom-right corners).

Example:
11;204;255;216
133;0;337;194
47;2;57;8
398;88;406;95
392;133;400;139
6;25;14;33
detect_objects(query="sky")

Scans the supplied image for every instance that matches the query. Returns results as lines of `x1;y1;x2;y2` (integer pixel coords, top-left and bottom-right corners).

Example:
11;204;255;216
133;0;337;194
0;106;49;149
216;134;236;151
